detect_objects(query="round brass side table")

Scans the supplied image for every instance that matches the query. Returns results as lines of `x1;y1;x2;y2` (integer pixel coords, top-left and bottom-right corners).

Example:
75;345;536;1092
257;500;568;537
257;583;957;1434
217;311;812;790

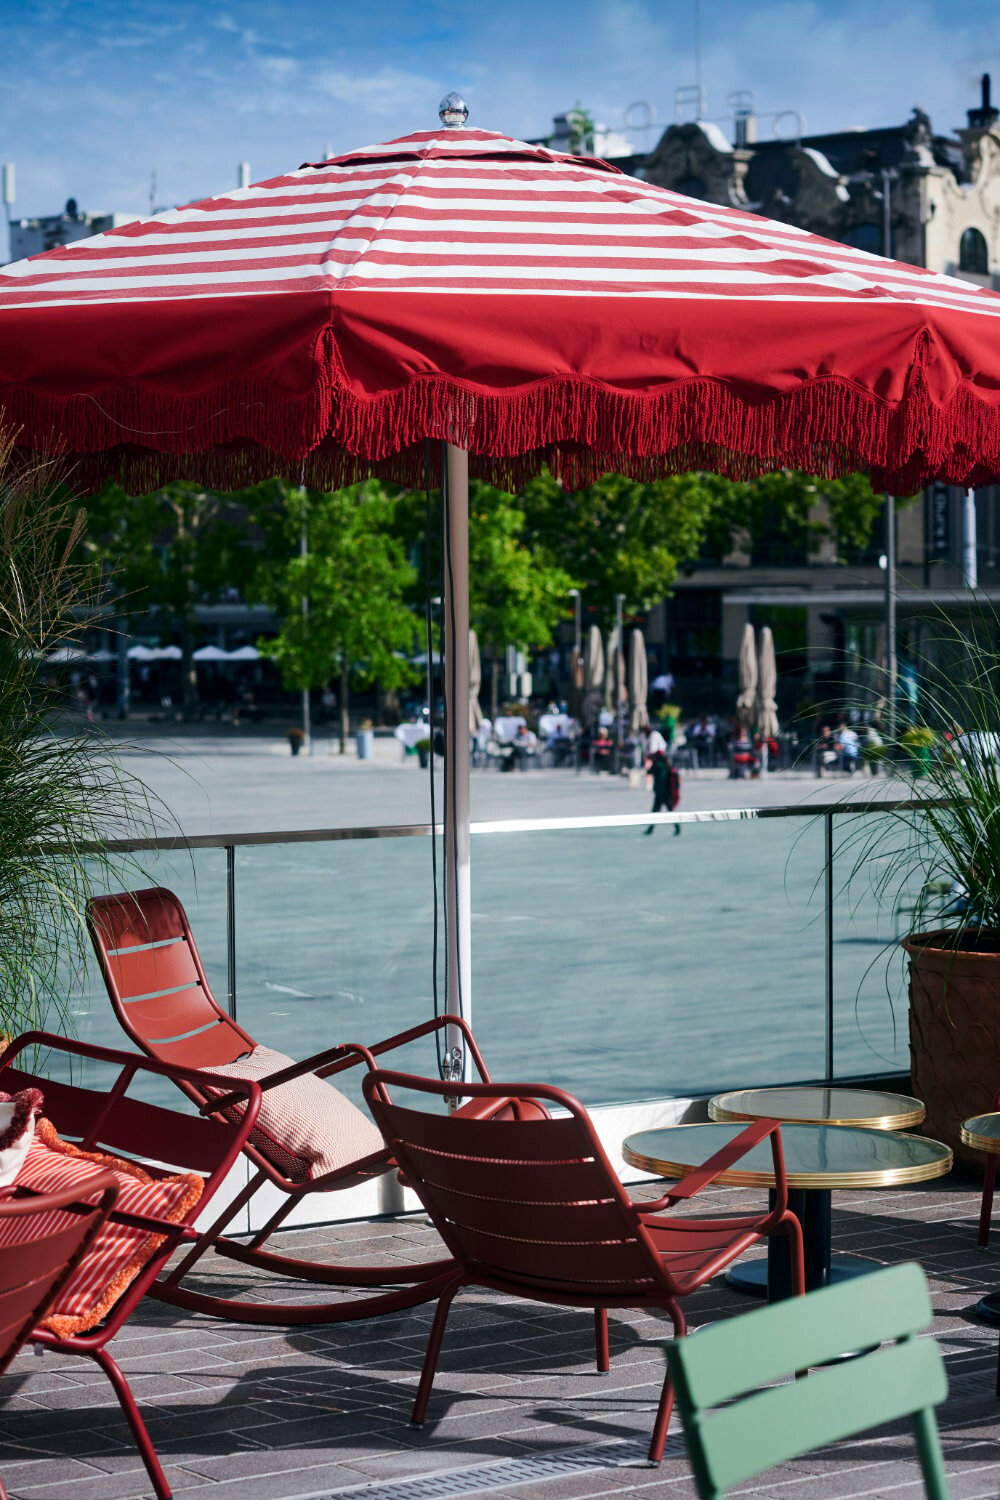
961;1112;1000;1327
624;1120;951;1302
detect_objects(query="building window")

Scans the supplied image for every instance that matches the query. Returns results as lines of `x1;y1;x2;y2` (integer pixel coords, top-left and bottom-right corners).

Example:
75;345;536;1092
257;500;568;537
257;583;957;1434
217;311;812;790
843;223;882;255
673;176;707;200
959;228;989;274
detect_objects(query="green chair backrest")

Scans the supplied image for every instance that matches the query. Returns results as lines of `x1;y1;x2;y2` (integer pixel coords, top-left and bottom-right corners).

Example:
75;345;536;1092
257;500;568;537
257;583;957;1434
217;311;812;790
665;1263;949;1500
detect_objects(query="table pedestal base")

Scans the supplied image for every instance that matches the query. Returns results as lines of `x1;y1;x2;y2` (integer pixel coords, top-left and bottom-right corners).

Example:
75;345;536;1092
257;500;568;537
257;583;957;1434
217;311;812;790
975;1293;1000;1327
725;1188;880;1302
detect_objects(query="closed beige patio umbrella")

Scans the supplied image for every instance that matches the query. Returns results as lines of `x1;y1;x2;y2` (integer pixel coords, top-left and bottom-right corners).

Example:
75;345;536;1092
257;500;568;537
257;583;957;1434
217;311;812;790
629;629;650;733
469;629;483;734
757;627;779;740
583;625;604;731
737;622;758;737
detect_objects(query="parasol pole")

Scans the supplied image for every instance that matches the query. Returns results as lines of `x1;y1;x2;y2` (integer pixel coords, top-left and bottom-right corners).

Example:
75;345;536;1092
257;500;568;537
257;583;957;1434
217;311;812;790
443;441;471;1083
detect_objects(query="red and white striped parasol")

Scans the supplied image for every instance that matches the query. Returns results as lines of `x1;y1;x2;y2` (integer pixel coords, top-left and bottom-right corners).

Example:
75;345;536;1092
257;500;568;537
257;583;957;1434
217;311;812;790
2;120;1000;493
4;101;1000;1045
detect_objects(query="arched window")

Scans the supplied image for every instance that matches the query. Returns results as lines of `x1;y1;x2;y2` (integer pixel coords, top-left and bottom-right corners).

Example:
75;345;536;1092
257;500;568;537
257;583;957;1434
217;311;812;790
959;227;989;274
844;223;882;255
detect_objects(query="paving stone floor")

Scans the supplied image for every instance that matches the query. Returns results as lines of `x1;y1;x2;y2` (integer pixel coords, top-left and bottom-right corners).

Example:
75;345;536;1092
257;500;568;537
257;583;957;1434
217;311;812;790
3;1176;1000;1500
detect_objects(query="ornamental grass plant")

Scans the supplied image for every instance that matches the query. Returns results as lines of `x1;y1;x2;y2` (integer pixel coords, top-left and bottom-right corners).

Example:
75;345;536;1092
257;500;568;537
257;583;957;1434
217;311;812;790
0;436;157;1040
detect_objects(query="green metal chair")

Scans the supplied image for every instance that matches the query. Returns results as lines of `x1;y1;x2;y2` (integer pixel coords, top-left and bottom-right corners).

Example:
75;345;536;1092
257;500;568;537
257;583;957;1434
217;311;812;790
665;1263;949;1500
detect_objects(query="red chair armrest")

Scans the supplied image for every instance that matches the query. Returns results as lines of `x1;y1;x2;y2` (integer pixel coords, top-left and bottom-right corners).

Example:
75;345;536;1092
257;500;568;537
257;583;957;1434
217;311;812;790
631;1118;783;1212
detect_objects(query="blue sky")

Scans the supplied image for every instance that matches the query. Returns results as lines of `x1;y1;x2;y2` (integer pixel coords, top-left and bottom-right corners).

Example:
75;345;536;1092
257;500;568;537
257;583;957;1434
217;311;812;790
2;0;998;227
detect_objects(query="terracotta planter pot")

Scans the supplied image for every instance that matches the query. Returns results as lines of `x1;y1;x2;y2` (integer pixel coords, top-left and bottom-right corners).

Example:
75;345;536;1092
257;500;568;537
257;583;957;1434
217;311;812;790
904;928;1000;1168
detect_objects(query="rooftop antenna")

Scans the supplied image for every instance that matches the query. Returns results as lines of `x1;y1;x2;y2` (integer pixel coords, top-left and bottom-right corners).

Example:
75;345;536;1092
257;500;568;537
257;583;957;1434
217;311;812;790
2;163;13;263
624;101;657;149
149;168;157;216
237;161;250;189
693;0;702;100
323;143;335;160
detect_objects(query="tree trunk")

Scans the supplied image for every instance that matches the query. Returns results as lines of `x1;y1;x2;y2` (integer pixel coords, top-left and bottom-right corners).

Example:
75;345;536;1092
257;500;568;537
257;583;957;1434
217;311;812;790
339;666;350;754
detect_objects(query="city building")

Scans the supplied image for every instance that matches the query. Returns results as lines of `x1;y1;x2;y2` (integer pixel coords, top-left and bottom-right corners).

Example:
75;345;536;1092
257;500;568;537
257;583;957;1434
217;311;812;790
555;79;1000;717
7;198;137;259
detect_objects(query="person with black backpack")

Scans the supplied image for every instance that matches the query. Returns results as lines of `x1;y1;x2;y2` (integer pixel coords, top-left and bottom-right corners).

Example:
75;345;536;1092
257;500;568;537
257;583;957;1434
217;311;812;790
644;750;681;835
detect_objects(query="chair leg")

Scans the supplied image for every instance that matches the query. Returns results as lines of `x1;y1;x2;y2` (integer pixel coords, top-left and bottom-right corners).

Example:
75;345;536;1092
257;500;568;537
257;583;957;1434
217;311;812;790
90;1346;172;1500
980;1158;997;1247
161;1169;266;1287
411;1277;463;1428
783;1211;806;1297
649;1305;687;1466
594;1308;609;1374
912;1406;949;1500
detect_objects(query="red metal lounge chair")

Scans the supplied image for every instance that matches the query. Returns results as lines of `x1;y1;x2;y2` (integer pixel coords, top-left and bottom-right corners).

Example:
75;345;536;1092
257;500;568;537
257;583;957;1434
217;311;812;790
0;1030;261;1500
0;1171;118;1500
88;886;546;1327
363;1070;805;1466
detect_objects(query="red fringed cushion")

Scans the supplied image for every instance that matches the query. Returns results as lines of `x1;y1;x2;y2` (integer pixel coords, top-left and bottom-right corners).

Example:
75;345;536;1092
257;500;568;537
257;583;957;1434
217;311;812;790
0;1087;44;1187
1;1119;203;1336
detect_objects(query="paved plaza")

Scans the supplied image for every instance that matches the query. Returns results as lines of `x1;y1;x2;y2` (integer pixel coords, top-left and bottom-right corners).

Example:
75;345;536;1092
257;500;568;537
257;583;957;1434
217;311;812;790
107;725;909;839
3;1175;999;1500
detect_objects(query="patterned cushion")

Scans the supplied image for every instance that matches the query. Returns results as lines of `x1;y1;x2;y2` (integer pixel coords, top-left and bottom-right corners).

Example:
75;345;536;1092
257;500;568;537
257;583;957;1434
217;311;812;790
0;1088;44;1187
206;1046;386;1184
0;1119;203;1337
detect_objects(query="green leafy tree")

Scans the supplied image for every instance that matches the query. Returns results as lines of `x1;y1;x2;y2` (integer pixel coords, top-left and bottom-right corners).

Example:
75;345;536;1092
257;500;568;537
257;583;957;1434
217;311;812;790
697;469;905;565
468;485;574;716
396;482;574;718
250;480;418;752
84;482;256;715
520;470;721;623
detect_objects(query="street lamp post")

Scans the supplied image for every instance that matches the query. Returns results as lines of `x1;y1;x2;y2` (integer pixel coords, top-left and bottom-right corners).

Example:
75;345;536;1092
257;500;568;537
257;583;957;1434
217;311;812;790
568;588;581;657
300;499;311;755
614;592;625;772
883;493;897;741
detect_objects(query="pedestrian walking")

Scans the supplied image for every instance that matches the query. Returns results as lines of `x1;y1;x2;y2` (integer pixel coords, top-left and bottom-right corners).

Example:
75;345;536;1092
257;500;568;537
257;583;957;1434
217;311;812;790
644;750;681;835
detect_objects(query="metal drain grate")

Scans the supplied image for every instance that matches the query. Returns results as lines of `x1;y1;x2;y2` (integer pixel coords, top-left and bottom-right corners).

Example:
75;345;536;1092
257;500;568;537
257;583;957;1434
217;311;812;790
288;1434;680;1500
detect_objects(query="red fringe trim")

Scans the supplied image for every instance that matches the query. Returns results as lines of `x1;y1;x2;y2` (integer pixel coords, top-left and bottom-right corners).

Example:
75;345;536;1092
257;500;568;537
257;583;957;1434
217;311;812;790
3;354;1000;494
0;1089;43;1151
33;1117;204;1338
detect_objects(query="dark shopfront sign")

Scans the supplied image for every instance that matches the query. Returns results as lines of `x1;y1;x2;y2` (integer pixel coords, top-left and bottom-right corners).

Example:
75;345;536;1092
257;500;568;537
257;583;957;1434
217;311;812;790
929;482;950;560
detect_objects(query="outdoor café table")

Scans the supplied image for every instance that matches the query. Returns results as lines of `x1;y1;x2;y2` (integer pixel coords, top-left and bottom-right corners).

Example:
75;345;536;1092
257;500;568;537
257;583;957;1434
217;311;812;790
960;1112;1000;1326
622;1121;952;1302
706;1086;925;1295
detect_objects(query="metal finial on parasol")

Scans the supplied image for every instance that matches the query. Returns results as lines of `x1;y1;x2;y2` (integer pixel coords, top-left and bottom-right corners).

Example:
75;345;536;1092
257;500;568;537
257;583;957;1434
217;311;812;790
439;93;469;128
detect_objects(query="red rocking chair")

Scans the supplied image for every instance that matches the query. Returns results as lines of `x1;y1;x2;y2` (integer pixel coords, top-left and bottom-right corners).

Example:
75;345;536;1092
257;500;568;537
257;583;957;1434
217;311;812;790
363;1069;805;1466
88;887;546;1327
0;1030;261;1500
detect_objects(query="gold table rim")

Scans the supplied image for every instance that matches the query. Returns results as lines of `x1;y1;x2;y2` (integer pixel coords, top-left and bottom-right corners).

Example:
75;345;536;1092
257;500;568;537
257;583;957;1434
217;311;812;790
960;1115;1000;1155
708;1087;925;1133
622;1122;953;1191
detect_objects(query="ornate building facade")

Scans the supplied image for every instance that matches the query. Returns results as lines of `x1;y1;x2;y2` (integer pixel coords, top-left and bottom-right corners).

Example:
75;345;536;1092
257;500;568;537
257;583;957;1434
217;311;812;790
599;81;1000;716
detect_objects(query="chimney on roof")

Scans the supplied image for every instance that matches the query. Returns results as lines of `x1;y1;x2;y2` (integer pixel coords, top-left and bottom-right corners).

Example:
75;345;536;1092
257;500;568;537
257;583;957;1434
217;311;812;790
968;73;999;130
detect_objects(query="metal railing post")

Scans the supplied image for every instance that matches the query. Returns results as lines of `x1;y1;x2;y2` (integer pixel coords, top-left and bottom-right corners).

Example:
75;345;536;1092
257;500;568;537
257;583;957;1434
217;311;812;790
226;844;237;1020
824;810;834;1081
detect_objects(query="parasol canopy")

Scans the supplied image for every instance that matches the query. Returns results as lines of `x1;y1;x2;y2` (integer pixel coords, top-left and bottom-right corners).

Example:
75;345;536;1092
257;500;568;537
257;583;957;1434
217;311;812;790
567;646;584;722
737;623;758;736
629;629;650;733
757;627;780;741
3;125;1000;494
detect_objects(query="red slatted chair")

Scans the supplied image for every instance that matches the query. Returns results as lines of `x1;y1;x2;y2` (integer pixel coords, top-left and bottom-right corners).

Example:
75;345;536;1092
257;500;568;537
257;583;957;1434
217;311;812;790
0;1030;261;1500
363;1070;805;1466
0;1173;118;1500
88;887;546;1326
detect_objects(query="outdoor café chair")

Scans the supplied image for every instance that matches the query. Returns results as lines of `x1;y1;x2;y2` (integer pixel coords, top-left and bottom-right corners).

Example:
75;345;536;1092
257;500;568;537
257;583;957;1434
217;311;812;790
362;1069;805;1466
0;1030;262;1500
665;1261;948;1500
0;1171;118;1500
88;886;548;1327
